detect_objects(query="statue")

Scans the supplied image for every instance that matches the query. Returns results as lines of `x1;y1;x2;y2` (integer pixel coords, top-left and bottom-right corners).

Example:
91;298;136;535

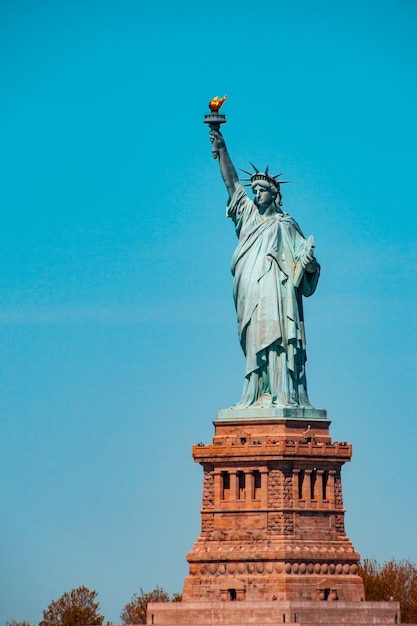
205;99;320;408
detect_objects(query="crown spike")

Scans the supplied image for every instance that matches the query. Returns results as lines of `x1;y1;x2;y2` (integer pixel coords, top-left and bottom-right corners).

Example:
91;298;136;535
249;161;259;173
238;168;254;176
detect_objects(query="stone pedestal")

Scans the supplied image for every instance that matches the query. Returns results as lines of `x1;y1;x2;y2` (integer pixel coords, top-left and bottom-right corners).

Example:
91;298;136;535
184;408;363;603
147;409;400;625
147;600;399;625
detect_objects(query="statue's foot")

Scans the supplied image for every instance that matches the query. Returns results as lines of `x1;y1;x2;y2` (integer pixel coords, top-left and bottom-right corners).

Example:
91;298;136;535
257;393;273;408
229;395;272;409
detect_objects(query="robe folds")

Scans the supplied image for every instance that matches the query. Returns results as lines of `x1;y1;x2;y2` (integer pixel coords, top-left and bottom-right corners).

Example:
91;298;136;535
227;184;320;407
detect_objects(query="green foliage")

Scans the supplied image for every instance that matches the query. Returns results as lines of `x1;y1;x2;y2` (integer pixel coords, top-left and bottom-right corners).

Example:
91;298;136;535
359;558;417;623
39;586;104;626
120;587;181;624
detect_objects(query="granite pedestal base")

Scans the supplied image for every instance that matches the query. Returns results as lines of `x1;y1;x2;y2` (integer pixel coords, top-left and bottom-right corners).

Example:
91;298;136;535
147;600;399;625
149;408;400;624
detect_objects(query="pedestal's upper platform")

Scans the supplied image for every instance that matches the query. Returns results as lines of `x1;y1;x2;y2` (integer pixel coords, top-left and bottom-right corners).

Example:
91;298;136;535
194;409;350;460
217;407;327;422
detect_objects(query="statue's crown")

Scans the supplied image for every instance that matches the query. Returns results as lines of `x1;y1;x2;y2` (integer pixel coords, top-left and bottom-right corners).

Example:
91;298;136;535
240;163;288;192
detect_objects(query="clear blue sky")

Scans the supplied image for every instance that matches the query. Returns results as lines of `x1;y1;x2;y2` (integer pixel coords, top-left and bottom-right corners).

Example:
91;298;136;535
1;0;416;623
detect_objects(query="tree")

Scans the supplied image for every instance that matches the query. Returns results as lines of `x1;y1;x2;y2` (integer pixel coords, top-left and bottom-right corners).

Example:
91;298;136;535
39;586;104;626
359;558;417;623
120;586;179;624
171;593;182;602
7;621;32;626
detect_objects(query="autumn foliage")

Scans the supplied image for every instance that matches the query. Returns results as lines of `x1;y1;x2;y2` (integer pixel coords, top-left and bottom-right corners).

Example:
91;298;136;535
359;558;417;623
39;586;104;626
120;586;181;624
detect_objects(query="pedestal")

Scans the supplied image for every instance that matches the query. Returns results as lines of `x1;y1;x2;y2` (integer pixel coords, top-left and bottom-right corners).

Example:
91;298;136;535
147;600;399;625
147;409;400;624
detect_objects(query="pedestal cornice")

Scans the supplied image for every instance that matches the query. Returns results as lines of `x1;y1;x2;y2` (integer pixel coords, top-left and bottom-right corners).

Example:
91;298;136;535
217;407;328;422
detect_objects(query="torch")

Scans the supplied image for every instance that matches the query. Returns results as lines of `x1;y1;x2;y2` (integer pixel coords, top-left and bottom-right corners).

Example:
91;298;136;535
204;95;227;159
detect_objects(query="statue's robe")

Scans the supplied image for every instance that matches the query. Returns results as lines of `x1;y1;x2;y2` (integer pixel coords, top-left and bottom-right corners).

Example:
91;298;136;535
227;184;320;407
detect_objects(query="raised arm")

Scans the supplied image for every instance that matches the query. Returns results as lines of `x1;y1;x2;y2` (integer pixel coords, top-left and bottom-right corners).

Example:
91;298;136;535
209;129;239;199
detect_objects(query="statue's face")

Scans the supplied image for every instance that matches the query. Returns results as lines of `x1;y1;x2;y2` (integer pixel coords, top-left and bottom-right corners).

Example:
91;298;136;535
253;184;276;209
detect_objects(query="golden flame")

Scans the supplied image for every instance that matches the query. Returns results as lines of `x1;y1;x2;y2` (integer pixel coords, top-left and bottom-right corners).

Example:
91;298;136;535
208;95;227;112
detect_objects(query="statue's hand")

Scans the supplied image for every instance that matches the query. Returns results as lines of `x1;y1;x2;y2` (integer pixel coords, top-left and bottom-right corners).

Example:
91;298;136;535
303;258;317;274
209;129;226;152
301;237;317;273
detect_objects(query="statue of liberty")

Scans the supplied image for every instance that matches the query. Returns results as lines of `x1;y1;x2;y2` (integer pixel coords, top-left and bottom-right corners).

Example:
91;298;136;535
209;125;320;408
